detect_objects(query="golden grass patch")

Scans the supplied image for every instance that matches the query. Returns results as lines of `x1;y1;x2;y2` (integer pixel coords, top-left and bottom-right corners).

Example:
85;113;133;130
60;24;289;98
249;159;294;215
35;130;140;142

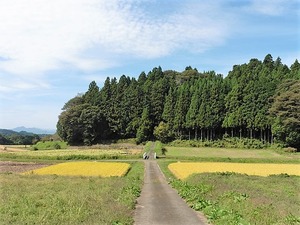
23;162;130;177
168;162;300;179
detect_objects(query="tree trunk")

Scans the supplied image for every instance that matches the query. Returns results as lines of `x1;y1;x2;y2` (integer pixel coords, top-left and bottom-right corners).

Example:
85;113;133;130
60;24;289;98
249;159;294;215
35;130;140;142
195;127;197;140
201;128;203;141
260;129;263;141
271;131;273;144
239;127;242;139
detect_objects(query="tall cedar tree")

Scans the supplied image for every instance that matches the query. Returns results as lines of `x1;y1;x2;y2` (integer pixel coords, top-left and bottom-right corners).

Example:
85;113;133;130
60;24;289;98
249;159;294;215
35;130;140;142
57;54;298;149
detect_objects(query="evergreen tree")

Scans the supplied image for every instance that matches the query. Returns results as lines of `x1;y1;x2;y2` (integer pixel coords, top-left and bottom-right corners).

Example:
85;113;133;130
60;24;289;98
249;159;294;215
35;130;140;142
186;82;200;139
269;80;300;150
56;57;299;148
162;87;177;128
290;59;300;79
136;108;152;144
84;81;100;106
174;82;190;138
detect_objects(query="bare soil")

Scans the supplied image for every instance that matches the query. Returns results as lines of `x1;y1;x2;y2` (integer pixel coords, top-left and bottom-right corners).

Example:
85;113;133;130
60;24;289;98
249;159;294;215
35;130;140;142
0;145;28;152
0;161;50;173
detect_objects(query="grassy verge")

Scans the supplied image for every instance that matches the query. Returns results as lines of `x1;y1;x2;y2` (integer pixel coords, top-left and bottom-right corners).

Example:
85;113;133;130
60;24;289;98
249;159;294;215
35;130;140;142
143;141;152;154
0;162;144;225
159;161;300;225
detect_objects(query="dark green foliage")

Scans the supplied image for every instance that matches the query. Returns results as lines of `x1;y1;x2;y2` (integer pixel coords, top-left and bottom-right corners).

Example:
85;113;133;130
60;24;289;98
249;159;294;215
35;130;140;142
56;55;297;149
0;134;13;145
136;108;152;144
0;129;40;145
169;138;269;149
269;80;300;150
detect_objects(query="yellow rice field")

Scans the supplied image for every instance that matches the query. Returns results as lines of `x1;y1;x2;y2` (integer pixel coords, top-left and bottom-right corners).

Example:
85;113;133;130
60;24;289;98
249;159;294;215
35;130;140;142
168;162;300;179
23;162;131;177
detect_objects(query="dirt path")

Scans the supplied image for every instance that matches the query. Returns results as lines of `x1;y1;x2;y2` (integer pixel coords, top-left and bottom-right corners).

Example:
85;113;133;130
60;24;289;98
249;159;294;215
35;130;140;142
134;159;208;225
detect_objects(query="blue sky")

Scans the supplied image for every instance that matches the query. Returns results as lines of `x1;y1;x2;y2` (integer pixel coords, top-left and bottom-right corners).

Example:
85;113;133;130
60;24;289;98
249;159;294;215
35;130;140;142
0;0;299;130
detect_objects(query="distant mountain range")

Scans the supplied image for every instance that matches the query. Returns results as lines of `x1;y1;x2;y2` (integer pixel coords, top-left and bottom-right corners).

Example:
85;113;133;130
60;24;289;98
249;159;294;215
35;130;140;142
12;126;56;135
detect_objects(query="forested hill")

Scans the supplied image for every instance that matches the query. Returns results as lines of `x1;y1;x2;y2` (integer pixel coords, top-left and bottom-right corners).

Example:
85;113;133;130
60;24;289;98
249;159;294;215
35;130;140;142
57;54;300;149
0;129;41;145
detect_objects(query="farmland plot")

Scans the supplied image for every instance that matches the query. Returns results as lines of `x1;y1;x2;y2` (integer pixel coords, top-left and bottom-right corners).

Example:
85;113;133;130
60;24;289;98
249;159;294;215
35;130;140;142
0;162;143;225
0;148;142;161
23;162;131;177
169;162;300;179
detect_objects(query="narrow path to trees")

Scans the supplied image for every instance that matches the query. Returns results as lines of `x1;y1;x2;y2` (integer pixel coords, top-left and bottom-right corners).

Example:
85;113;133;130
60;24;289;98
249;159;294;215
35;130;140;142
134;158;208;225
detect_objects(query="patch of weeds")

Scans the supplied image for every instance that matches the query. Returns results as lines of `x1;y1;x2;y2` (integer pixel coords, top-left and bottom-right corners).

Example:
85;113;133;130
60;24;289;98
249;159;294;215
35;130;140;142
285;213;300;225
170;179;248;225
168;172;300;225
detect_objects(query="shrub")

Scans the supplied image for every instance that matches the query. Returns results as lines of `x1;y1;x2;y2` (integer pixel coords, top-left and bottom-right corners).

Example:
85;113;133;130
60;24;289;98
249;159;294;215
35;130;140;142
54;143;61;149
168;138;271;149
31;141;68;150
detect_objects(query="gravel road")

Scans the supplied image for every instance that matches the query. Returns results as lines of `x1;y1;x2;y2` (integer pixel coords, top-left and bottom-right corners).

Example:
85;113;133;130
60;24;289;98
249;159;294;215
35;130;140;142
134;160;208;225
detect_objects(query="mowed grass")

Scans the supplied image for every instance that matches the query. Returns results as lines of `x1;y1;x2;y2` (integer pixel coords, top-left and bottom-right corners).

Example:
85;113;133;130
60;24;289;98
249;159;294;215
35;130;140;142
23;162;131;177
0;162;143;225
168;162;300;179
163;146;300;162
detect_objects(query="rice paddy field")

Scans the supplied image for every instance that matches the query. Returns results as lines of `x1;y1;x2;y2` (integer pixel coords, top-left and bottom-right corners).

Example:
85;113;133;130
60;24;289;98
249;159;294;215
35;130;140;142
158;145;300;225
23;162;131;177
168;162;300;179
0;148;143;161
0;162;143;225
158;160;300;225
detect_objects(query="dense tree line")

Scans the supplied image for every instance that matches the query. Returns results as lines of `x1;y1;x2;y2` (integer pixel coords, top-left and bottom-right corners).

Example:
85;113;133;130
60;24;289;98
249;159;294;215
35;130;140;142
57;55;300;149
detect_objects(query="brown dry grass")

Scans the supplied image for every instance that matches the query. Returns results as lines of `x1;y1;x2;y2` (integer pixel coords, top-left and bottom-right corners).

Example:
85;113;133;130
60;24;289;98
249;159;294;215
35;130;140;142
0;161;50;173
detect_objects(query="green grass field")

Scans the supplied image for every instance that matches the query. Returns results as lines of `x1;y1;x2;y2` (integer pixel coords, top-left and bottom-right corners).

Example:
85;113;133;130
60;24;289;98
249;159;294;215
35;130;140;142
161;146;300;163
32;141;68;150
0;162;143;225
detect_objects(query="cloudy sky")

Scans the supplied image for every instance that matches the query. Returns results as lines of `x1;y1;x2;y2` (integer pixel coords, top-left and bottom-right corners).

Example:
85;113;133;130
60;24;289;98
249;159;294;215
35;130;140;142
0;0;299;130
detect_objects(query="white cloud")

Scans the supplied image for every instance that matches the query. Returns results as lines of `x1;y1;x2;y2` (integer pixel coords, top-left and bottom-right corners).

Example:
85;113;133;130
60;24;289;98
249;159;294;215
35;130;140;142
0;0;230;82
248;0;298;16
